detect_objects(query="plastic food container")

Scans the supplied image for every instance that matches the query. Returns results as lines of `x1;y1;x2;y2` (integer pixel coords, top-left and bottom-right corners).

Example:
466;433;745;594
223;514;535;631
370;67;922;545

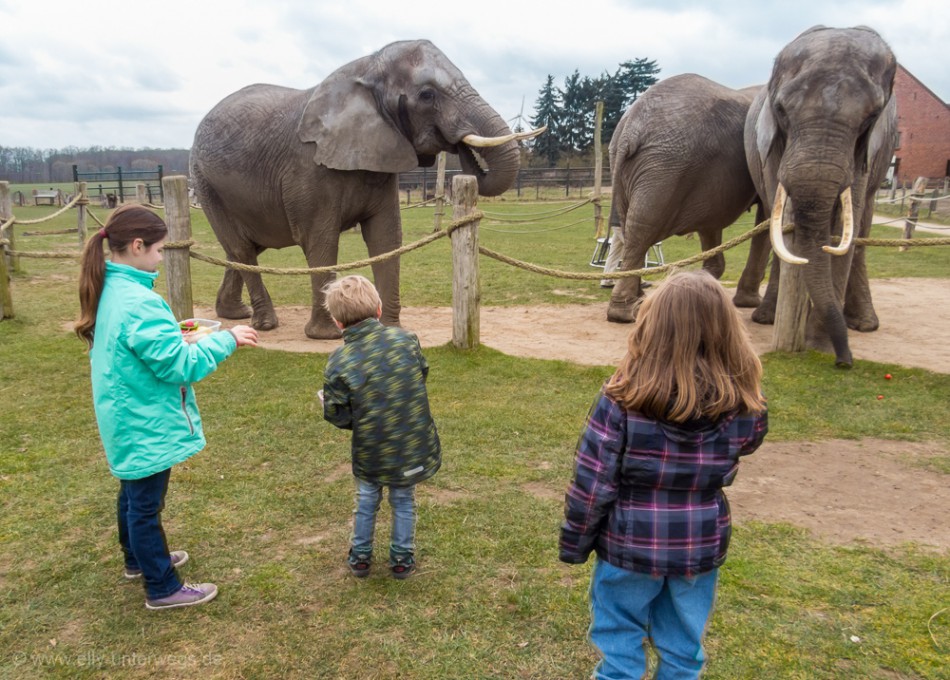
179;318;222;343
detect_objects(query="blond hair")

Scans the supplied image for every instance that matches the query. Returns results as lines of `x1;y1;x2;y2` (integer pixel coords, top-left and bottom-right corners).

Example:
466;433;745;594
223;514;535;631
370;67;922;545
322;275;382;328
606;270;765;422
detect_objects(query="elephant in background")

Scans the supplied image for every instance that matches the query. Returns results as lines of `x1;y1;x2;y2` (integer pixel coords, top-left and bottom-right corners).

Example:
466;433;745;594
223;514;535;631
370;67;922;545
191;40;536;339
736;26;898;367
605;74;762;323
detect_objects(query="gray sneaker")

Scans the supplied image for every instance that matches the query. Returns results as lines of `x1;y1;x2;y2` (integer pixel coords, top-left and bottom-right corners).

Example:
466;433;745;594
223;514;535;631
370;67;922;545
124;550;189;579
145;582;218;610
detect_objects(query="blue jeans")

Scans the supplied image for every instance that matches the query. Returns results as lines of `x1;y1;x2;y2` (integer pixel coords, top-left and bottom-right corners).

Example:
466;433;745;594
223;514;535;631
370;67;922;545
117;468;182;599
351;478;416;562
589;559;719;680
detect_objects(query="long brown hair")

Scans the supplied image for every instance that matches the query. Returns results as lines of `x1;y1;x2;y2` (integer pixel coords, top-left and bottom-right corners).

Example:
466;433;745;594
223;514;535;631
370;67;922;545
605;270;765;422
75;205;168;349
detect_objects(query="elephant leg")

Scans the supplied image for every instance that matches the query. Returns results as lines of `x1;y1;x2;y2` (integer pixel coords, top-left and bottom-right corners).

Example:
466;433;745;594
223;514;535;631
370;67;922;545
751;255;780;325
199;187;254;320
844;200;879;332
305;271;342;339
215;268;252;320
299;228;342;340
844;245;878;331
360;205;403;328
230;242;278;331
735;205;769;308
698;231;725;279
217;241;277;330
735;231;770;308
607;216;652;324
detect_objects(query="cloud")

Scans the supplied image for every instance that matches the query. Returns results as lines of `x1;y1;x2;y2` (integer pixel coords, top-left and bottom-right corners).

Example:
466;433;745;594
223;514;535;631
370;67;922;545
0;0;946;149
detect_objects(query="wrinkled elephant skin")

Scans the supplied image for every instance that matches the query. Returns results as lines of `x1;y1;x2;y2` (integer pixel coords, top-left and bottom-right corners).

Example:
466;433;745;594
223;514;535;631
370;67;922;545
190;40;521;339
607;74;761;323
741;25;898;366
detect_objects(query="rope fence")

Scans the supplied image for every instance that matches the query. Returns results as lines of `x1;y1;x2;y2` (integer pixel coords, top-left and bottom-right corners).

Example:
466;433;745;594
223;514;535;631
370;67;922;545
2;174;949;350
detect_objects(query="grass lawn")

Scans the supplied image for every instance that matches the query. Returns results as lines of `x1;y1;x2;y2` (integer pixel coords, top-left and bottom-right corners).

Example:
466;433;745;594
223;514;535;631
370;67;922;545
0;199;948;679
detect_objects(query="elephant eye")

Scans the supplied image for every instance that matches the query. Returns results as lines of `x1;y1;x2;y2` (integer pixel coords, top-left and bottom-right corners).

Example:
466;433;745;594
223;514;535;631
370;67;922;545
862;108;882;131
419;89;436;103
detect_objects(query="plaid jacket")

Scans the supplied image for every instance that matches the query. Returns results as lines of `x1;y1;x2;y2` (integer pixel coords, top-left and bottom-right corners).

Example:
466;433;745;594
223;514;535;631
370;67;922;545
559;388;768;576
323;318;441;487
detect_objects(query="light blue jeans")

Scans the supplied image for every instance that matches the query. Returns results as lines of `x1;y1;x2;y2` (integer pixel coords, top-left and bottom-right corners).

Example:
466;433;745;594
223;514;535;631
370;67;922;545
351;478;416;562
589;558;719;680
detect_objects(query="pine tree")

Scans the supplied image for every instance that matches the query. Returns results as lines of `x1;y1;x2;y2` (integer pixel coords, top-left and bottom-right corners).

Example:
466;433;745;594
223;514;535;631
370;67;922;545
601;59;661;144
530;74;562;166
560;70;598;155
528;58;661;163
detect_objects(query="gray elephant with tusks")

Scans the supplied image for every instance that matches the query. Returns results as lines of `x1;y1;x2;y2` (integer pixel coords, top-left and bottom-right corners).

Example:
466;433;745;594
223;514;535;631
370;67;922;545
191;39;541;339
735;26;898;367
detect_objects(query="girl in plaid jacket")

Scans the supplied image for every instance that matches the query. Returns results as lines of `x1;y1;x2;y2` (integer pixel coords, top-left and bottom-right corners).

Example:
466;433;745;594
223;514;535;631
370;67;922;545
560;270;768;680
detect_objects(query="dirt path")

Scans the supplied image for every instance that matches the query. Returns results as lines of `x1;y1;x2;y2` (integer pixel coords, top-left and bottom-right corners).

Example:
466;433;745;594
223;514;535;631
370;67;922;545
195;277;950;551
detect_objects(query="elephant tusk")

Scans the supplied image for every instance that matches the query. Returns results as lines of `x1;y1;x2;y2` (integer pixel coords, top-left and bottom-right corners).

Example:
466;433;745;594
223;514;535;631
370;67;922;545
770;183;808;265
461;126;547;148
822;187;854;255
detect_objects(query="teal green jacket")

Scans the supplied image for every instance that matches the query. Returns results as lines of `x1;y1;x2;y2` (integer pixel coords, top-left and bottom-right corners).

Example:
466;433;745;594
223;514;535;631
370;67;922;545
90;262;237;480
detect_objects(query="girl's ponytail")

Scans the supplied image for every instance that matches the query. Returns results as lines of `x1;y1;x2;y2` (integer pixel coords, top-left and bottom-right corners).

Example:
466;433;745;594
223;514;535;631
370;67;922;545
74;204;168;349
75;229;108;348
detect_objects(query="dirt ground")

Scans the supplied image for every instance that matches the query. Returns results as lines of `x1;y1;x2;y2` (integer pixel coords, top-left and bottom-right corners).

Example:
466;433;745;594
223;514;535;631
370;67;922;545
195;277;950;552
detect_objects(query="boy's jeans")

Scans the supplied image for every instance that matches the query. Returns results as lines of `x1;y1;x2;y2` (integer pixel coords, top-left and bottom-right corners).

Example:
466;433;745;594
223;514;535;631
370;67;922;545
589;558;719;680
351;478;416;561
118;468;182;599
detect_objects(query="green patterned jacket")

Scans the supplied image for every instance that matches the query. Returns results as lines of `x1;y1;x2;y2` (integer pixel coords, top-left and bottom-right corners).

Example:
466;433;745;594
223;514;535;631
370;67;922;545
323;318;441;487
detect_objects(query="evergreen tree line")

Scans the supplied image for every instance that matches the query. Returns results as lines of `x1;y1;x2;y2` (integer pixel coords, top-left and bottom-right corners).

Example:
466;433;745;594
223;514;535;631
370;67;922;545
527;58;660;166
0;146;190;185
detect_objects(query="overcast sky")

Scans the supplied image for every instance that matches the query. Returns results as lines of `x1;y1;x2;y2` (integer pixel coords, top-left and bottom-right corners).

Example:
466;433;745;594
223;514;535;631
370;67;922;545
1;0;946;150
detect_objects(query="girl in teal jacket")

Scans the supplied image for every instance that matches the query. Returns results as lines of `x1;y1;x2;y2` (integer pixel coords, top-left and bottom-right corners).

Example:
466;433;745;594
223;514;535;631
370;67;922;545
77;205;258;610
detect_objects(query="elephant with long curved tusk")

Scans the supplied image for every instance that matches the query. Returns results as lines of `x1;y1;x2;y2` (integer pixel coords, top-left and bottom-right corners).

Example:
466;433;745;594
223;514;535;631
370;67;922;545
737;25;898;367
770;184;855;264
191;39;540;339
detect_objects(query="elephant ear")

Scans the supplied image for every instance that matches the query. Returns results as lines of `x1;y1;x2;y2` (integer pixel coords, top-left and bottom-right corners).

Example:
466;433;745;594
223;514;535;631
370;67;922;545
755;98;780;168
297;76;418;173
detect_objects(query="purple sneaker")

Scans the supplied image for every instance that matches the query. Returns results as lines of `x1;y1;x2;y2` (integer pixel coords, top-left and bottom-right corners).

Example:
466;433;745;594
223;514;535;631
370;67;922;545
124;550;189;580
145;582;218;610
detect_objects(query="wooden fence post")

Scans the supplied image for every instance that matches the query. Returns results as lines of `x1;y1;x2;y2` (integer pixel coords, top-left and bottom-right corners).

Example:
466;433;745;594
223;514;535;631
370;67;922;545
1;181;18;274
433;151;447;233
593;100;606;239
771;260;808;352
0;181;13;318
162;175;194;320
771;199;808;353
451;175;480;349
76;182;87;247
137;183;148;204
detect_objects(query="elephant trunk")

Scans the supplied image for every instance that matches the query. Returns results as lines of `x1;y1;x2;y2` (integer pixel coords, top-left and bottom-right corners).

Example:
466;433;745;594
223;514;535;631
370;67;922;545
456;100;521;197
787;177;855;367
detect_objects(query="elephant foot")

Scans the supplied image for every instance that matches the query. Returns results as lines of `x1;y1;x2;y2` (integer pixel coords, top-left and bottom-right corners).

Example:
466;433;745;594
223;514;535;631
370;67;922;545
251;310;279;332
305;318;342;340
835;355;854;369
732;290;762;309
216;302;253;320
751;304;775;325
607;297;641;324
846;313;879;333
380;313;402;328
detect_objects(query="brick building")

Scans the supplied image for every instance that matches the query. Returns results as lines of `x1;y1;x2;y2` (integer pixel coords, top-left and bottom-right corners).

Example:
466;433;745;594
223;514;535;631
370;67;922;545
892;64;950;186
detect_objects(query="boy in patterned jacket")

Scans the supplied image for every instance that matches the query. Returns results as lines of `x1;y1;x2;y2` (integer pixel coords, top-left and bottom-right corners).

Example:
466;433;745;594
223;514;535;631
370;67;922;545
320;275;441;579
